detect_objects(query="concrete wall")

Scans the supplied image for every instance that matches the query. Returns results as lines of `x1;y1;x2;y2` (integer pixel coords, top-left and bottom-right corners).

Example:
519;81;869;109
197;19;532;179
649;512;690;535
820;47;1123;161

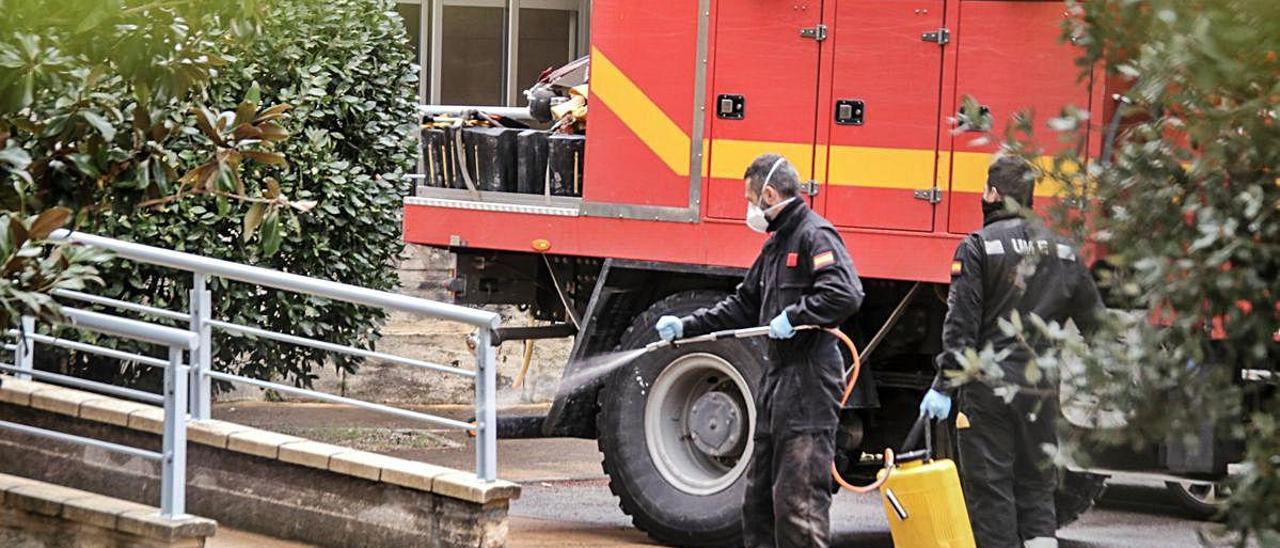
0;472;216;548
0;506;203;548
0;381;518;548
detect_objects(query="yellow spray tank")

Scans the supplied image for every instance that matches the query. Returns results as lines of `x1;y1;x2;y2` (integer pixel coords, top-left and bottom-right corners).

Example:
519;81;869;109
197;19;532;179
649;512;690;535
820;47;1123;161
876;419;976;548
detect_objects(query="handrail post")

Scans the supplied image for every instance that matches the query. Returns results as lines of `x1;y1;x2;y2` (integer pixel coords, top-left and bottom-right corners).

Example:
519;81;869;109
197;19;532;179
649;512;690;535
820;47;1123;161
15;316;35;381
474;328;497;482
188;273;212;420
160;346;188;517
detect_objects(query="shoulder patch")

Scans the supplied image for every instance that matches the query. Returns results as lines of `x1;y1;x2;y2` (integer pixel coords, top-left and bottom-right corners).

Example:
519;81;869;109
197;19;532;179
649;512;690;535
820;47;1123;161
813;250;836;269
983;239;1006;255
951;261;963;276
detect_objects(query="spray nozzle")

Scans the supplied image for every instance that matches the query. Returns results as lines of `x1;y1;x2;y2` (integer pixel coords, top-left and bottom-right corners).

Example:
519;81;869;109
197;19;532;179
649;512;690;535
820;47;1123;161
644;339;672;352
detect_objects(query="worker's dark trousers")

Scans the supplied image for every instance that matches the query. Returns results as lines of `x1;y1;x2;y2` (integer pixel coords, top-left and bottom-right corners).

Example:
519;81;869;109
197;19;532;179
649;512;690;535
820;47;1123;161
742;428;836;548
957;384;1059;547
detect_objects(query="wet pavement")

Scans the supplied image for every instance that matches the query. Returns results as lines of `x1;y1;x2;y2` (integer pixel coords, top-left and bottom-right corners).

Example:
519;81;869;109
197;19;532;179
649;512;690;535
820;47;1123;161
212;402;1233;547
480;437;1228;547
504;453;1219;547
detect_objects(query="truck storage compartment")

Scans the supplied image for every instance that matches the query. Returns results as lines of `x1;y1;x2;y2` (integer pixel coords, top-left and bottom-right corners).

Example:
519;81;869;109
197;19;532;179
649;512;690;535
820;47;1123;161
548;133;585;197
517;130;550;195
423;127;455;189
463;127;520;192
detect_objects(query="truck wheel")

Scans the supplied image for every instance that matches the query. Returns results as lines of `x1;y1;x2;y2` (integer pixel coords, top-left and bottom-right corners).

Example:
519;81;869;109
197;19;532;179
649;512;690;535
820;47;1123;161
1164;480;1227;520
597;290;765;547
1055;470;1108;528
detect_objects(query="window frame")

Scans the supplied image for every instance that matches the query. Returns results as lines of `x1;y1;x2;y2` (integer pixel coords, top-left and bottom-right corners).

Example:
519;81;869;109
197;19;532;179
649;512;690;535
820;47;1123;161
400;0;589;107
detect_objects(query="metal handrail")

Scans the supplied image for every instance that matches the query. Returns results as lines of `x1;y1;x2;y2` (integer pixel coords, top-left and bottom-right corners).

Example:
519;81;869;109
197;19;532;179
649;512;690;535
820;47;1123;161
51;230;500;329
6;310;190;517
207;319;473;378
0;362;164;404
39;231;503;482
0;419;162;461
53;289;192;322
9;330;172;369
62;307;197;350
205;370;474;430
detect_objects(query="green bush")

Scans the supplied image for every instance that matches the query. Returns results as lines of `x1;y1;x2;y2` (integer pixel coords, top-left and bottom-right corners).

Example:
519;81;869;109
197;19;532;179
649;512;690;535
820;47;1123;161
81;0;419;389
0;1;284;329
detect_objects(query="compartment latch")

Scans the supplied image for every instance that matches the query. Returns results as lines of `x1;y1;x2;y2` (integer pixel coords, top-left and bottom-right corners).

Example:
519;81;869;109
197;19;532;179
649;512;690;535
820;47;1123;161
800;24;828;42
913;188;943;204
921;28;951;45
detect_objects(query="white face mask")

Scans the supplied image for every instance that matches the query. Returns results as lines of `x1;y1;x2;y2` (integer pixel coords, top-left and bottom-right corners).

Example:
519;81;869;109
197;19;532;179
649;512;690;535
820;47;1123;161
746;158;787;233
746;202;769;233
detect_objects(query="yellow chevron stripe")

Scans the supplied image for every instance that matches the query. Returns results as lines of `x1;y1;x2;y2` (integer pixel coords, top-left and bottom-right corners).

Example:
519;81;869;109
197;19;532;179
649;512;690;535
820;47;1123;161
591;47;1066;198
590;47;691;176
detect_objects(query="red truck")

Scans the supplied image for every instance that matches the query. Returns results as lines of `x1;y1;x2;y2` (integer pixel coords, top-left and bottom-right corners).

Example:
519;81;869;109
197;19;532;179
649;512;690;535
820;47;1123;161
405;1;1243;544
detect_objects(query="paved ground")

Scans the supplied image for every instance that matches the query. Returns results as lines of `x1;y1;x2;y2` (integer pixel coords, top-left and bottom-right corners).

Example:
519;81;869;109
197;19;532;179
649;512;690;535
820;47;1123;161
212;403;1234;547
208;528;310;548
487;439;1223;548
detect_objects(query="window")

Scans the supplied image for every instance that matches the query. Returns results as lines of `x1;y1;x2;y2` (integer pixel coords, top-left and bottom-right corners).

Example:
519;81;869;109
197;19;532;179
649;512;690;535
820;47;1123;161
395;1;431;105
441;6;506;105
516;8;577;105
396;3;422;62
398;0;588;107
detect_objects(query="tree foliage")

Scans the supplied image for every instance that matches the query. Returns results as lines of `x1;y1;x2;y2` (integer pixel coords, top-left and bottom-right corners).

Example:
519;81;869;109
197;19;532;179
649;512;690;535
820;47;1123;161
83;0;419;390
955;0;1278;542
0;0;312;217
0;208;109;327
0;0;291;327
0;0;418;391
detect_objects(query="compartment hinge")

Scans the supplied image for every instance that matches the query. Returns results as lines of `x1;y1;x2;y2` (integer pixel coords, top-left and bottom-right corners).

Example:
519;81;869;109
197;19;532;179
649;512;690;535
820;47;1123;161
800;24;828;42
805;180;821;196
913;188;943;204
921;28;951;46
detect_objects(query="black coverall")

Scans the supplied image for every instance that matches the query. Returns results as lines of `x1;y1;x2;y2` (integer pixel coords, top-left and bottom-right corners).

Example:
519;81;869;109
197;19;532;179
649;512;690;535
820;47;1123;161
934;210;1103;547
680;199;864;548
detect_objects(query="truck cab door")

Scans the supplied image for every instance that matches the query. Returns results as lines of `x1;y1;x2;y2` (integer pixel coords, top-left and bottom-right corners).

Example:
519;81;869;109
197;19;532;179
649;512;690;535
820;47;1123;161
704;1;824;220
818;0;946;232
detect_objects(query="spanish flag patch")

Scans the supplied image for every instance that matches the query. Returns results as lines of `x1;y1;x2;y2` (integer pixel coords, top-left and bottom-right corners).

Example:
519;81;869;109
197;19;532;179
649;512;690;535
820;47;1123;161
951;261;963;275
813;250;836;269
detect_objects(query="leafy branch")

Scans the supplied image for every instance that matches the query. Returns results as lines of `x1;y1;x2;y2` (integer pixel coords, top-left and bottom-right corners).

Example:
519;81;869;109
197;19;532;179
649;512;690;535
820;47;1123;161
0;207;109;327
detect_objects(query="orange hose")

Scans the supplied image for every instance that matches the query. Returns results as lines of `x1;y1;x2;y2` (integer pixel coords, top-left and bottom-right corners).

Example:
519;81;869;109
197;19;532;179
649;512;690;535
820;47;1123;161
822;327;895;494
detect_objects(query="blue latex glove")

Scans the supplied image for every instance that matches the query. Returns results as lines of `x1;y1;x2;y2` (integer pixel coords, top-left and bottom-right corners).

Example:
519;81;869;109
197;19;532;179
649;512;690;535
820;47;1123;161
919;389;953;419
768;311;796;339
655;315;683;342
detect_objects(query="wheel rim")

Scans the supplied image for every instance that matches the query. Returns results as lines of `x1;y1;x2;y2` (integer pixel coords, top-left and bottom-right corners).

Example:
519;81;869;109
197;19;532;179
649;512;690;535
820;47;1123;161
1175;481;1227;506
644;352;755;496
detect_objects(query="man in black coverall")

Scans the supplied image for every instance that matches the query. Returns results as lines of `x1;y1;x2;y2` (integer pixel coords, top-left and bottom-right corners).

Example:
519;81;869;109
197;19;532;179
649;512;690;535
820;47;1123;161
654;153;864;547
921;156;1103;548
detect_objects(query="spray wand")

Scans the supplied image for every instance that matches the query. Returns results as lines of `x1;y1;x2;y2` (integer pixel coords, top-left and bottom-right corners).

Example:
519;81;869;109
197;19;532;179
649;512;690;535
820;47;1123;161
641;324;804;353
483;323;898;490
